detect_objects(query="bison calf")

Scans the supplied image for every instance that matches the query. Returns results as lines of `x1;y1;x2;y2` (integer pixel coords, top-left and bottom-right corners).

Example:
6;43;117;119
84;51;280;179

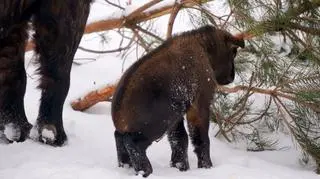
111;25;245;177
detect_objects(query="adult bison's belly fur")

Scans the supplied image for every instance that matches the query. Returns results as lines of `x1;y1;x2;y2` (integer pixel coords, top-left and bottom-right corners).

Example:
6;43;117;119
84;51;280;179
111;25;245;177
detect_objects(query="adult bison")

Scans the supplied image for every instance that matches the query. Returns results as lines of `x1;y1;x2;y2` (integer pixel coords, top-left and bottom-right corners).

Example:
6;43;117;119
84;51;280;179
111;25;245;177
0;0;92;146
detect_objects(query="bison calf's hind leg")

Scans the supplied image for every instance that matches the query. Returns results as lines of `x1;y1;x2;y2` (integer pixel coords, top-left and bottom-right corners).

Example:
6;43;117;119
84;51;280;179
168;119;189;171
187;104;213;168
0;22;32;143
115;131;132;167
187;122;213;168
122;132;152;177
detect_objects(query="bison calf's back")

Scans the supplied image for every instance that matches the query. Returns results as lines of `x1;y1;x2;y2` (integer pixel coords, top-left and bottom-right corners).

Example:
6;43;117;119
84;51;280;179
111;25;244;177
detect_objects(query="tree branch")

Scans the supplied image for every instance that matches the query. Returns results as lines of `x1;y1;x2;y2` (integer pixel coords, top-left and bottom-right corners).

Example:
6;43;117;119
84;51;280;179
217;85;320;113
71;83;116;111
25;0;214;52
105;0;125;10
288;22;320;36
71;81;320;112
167;2;182;38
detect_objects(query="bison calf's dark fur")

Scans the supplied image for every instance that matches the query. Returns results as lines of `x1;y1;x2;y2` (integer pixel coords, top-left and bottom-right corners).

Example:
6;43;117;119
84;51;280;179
0;0;92;146
111;25;245;177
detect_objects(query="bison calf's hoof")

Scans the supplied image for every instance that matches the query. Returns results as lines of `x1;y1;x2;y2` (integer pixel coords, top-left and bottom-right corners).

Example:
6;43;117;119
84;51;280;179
198;159;213;169
134;161;153;178
122;133;153;177
170;149;190;171
170;160;190;171
35;124;67;146
118;154;132;168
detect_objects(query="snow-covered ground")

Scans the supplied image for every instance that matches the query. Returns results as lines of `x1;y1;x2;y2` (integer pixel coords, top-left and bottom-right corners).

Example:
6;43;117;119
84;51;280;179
1;1;320;179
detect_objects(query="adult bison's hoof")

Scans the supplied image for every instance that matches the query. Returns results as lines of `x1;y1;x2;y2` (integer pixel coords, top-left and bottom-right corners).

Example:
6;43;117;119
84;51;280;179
0;122;32;143
40;124;67;146
31;123;67;146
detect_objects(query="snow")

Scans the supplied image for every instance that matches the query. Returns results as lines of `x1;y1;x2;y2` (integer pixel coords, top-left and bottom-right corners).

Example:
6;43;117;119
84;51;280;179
1;0;320;179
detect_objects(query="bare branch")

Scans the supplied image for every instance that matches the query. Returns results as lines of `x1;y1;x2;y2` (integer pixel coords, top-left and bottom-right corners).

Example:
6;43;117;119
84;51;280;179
25;0;215;52
126;0;163;21
167;2;182;38
105;0;125;10
133;24;164;42
78;46;130;54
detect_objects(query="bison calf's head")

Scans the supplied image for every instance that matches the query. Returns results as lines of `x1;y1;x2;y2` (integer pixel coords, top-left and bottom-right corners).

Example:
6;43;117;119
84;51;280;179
204;27;245;85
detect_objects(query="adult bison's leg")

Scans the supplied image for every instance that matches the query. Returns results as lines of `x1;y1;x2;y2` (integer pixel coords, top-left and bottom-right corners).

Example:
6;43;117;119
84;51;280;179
33;0;91;146
186;103;213;168
168;118;189;171
0;22;32;143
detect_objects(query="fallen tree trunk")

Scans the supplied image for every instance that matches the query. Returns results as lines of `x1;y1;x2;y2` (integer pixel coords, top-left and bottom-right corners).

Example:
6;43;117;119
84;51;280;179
70;83;303;112
71;83;116;111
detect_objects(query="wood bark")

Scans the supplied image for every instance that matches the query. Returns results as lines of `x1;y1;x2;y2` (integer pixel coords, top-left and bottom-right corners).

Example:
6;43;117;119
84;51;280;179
71;83;304;112
71;84;116;111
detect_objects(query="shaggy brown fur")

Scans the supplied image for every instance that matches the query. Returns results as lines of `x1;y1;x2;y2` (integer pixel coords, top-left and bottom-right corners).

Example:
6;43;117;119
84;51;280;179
0;0;92;146
111;25;245;177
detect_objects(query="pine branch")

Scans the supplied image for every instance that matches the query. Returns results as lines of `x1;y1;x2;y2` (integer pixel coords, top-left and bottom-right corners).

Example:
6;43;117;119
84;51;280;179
237;1;320;36
274;95;320;172
218;85;320;113
288;22;320;36
279;75;320;92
